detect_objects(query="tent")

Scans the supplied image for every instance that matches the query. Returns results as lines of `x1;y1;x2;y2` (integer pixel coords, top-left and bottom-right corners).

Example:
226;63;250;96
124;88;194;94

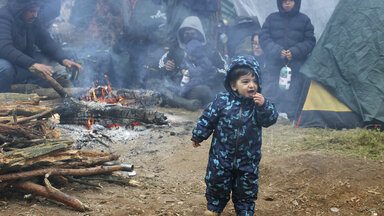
298;0;384;129
297;81;363;129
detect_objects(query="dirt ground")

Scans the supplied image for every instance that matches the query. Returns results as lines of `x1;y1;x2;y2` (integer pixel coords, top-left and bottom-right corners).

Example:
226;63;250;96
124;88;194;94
1;107;383;216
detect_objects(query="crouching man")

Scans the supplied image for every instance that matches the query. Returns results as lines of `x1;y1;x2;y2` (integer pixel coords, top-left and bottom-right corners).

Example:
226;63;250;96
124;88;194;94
0;0;82;92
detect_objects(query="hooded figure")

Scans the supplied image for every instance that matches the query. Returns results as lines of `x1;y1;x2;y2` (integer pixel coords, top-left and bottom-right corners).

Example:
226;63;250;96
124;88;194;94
0;0;81;92
159;16;225;75
260;0;316;120
155;16;227;107
192;56;278;215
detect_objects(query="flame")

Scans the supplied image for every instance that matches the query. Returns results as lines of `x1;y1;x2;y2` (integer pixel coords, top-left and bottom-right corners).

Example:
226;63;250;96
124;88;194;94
87;114;95;129
82;77;120;104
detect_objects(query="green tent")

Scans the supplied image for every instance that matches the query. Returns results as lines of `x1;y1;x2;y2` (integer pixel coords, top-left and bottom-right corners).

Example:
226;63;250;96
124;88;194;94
300;0;384;127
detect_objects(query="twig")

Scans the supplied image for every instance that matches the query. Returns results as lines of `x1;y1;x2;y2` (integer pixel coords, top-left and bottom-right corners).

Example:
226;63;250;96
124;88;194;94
66;176;103;189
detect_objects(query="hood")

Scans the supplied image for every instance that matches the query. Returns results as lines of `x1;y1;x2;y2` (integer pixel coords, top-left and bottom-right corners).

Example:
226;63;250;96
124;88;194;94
224;55;262;99
7;0;41;18
277;0;301;17
177;16;206;49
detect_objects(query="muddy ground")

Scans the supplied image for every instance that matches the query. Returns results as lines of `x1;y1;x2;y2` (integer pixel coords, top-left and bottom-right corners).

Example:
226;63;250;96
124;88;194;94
1;107;383;216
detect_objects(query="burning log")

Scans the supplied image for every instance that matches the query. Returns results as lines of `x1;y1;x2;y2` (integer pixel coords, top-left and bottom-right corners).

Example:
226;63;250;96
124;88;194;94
58;98;167;126
12;181;87;212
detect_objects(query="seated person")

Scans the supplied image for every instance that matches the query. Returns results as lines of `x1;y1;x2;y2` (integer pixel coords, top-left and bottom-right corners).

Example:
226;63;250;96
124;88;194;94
158;16;226;85
0;0;82;92
179;39;220;106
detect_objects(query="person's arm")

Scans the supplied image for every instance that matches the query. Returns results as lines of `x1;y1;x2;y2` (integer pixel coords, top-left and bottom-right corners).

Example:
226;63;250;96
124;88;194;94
191;94;222;145
0;15;36;68
35;25;68;65
255;97;279;128
288;15;316;60
260;15;284;61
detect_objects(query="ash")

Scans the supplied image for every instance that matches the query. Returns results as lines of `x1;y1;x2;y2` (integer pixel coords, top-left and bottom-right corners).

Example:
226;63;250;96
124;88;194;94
56;109;197;165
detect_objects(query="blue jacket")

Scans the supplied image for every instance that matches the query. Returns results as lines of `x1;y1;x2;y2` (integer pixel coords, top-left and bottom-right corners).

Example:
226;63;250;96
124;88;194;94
260;0;315;65
192;56;278;171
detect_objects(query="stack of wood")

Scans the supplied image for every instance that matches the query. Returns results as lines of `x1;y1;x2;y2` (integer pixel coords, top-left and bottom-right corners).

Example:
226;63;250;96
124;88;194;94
0;93;132;212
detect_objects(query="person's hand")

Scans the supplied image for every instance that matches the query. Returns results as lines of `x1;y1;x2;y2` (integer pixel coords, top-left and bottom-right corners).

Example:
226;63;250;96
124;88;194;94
281;49;287;60
253;93;265;107
165;59;175;71
192;141;201;148
286;50;293;61
30;63;54;77
62;59;83;71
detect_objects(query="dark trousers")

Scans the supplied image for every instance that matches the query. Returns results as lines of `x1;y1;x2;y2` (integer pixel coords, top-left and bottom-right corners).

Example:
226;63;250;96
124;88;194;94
0;56;71;92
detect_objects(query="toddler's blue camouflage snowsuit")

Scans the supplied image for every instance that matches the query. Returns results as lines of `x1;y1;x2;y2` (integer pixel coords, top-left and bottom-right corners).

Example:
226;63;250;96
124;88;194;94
192;56;278;215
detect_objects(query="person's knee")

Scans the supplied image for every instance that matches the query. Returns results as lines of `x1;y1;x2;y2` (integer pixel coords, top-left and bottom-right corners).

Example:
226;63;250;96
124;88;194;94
0;59;15;76
0;59;16;92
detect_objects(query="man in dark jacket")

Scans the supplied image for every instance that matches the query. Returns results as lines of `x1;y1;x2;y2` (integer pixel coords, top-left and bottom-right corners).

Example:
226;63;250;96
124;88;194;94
0;0;82;92
260;0;316;121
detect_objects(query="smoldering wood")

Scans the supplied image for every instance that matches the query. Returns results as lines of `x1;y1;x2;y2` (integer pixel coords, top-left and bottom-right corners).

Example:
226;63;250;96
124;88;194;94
58;98;167;126
0;165;133;182
12;181;87;212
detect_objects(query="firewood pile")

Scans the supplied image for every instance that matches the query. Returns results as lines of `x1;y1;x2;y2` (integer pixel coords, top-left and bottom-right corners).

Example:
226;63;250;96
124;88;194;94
0;93;134;212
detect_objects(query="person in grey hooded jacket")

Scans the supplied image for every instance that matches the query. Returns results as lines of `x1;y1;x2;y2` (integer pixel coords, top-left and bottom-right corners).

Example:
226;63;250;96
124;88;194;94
0;0;82;92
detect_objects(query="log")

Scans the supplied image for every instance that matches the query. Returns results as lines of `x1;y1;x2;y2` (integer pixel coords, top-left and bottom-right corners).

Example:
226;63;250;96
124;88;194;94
0;93;40;105
0;105;51;117
58;98;167;126
0;139;73;172
0;123;42;140
12;181;86;211
0;165;133;182
8;106;59;125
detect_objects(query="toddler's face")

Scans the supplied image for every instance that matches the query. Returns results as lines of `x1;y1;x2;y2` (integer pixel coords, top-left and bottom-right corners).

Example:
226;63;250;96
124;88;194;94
282;0;295;12
231;73;258;98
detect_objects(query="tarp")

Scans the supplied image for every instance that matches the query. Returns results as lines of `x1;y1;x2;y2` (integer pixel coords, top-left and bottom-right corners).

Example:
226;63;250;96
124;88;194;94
300;0;384;124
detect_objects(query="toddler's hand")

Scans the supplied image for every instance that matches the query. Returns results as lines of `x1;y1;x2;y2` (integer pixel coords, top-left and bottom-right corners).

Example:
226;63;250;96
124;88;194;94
253;93;265;107
192;141;201;148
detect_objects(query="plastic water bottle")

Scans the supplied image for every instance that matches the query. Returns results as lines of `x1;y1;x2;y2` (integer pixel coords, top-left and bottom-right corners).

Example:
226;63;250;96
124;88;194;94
180;70;190;86
279;65;292;90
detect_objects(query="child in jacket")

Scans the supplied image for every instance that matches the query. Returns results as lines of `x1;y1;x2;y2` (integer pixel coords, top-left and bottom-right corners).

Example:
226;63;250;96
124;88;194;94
192;56;279;215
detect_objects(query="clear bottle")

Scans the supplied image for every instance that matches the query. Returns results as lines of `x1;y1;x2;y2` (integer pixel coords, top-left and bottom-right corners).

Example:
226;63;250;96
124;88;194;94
279;65;292;90
180;70;190;87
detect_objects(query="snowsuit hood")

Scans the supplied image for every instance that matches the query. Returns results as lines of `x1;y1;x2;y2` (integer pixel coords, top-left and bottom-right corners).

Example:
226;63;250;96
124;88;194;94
224;55;262;99
7;0;41;19
277;0;301;17
177;16;206;49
